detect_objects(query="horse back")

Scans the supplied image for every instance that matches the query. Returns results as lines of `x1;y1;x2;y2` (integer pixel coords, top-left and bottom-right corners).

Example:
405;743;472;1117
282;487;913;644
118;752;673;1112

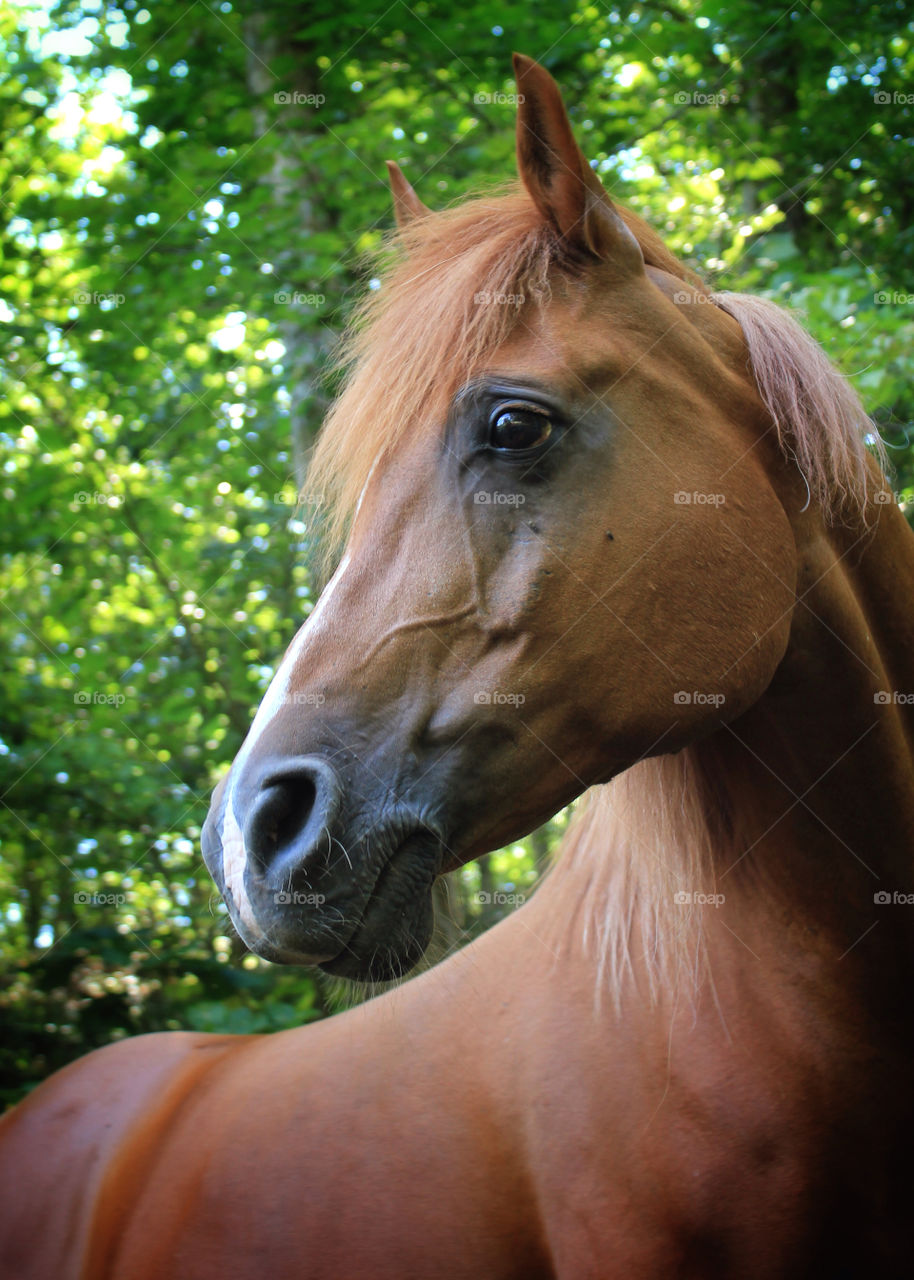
0;1031;249;1280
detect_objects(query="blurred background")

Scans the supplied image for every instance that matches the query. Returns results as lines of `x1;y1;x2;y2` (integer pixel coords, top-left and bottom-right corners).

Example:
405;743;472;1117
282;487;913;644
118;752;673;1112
1;0;912;1104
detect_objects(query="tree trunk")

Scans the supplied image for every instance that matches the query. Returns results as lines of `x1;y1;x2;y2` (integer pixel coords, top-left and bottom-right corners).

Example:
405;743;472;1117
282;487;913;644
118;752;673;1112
243;14;336;490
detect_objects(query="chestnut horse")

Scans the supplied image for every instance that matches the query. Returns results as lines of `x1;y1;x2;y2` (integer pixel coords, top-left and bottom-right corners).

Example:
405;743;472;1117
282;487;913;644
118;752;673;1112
3;54;914;1279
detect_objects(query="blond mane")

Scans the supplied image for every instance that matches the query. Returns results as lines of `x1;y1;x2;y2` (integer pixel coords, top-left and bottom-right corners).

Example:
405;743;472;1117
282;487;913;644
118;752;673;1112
538;748;737;1010
305;183;887;1004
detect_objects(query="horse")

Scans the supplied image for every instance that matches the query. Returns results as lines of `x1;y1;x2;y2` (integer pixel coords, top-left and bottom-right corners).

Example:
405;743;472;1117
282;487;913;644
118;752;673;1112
2;52;913;1279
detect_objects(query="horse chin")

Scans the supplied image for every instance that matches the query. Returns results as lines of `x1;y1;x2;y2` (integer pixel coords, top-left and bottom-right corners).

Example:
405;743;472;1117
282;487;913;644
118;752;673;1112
319;889;436;981
320;833;440;980
238;832;441;981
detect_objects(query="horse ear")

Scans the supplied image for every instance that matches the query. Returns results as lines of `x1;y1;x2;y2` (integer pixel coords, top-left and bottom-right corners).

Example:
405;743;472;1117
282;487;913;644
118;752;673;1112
512;53;643;268
385;160;431;230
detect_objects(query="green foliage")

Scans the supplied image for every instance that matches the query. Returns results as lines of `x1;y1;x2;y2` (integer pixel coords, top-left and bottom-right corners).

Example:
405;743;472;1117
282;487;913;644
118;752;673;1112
1;0;912;1103
0;921;327;1104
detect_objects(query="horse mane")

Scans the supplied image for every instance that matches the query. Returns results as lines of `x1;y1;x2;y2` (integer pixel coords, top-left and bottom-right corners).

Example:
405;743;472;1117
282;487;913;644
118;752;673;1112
305;181;887;1005
539;752;722;1010
710;291;884;517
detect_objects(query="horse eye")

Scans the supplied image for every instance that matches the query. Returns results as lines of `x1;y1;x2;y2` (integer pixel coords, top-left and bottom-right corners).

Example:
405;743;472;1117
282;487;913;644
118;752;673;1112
489;405;553;453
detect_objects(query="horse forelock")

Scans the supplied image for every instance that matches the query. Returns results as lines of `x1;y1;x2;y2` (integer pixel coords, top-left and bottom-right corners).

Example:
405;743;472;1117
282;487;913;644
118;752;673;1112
305;184;704;562
306;187;552;559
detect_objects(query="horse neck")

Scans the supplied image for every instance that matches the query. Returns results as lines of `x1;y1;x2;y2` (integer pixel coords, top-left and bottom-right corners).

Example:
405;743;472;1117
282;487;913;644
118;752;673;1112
710;499;914;943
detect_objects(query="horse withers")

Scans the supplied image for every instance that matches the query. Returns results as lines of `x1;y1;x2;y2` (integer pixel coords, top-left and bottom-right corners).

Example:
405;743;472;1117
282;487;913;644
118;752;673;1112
2;53;913;1280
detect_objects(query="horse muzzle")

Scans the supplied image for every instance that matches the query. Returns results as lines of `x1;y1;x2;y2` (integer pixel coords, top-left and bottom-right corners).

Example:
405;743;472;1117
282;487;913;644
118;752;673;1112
202;755;445;980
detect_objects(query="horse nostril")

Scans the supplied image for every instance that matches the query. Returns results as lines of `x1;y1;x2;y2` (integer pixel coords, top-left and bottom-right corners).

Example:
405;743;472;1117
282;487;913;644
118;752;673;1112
242;756;341;881
246;777;316;860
